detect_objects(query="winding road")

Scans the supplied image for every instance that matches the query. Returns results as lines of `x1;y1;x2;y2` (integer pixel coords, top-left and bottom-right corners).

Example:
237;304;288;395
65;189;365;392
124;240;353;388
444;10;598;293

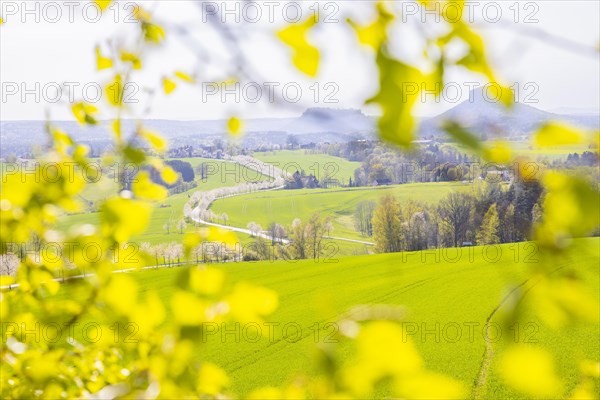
189;157;375;247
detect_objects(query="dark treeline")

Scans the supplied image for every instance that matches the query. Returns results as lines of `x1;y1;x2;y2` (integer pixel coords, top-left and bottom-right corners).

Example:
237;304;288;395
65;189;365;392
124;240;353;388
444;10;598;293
352;143;480;186
311;141;598;187
364;179;548;252
564;151;598;167
147;160;197;194
312;141;496;186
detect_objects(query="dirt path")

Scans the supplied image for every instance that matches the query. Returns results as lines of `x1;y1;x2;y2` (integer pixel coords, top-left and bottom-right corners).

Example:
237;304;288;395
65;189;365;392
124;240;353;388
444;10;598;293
472;279;531;399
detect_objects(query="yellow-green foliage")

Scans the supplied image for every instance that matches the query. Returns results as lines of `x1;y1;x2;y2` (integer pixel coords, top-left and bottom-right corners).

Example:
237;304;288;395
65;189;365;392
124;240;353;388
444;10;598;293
1;1;599;399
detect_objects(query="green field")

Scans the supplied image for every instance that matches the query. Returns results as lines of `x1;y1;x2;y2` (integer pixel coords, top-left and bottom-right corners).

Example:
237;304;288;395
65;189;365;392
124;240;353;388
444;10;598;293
211;182;471;240
254;150;361;184
444;141;595;161
57;238;600;398
57;158;272;244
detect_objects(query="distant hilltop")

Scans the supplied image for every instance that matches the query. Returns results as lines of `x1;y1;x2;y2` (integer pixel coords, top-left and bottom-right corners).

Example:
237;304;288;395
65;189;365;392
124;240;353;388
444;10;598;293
287;108;374;135
418;88;599;139
300;107;368;119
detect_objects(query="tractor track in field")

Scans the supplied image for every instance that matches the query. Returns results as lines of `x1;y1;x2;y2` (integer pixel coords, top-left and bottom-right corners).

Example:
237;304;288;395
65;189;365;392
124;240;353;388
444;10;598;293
472;278;531;400
223;266;491;375
364;277;437;305
221;277;437;374
472;263;570;399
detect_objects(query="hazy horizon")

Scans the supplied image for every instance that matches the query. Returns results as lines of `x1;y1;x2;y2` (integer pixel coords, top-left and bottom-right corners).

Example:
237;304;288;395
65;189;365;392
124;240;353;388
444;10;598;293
1;1;599;121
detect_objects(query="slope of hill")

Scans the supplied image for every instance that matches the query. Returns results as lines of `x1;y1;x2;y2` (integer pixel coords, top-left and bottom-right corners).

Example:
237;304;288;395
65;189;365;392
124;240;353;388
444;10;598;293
210;182;471;240
56;238;600;397
418;88;599;139
284;108;374;135
56;158;274;244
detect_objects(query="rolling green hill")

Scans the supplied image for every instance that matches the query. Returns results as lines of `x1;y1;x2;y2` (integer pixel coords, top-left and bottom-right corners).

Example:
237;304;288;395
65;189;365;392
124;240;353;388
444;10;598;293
57;238;600;398
443;141;594;161
57;158;272;244
254;150;361;184
210;182;472;240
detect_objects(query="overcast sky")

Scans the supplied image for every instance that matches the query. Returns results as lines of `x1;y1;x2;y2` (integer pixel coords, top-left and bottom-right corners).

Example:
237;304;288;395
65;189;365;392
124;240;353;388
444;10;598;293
1;0;598;121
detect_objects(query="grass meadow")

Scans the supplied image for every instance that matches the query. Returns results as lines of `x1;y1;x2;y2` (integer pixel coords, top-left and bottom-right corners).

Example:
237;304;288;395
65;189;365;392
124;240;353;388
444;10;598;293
210;182;472;240
57;158;272;244
56;238;600;398
254;150;362;184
